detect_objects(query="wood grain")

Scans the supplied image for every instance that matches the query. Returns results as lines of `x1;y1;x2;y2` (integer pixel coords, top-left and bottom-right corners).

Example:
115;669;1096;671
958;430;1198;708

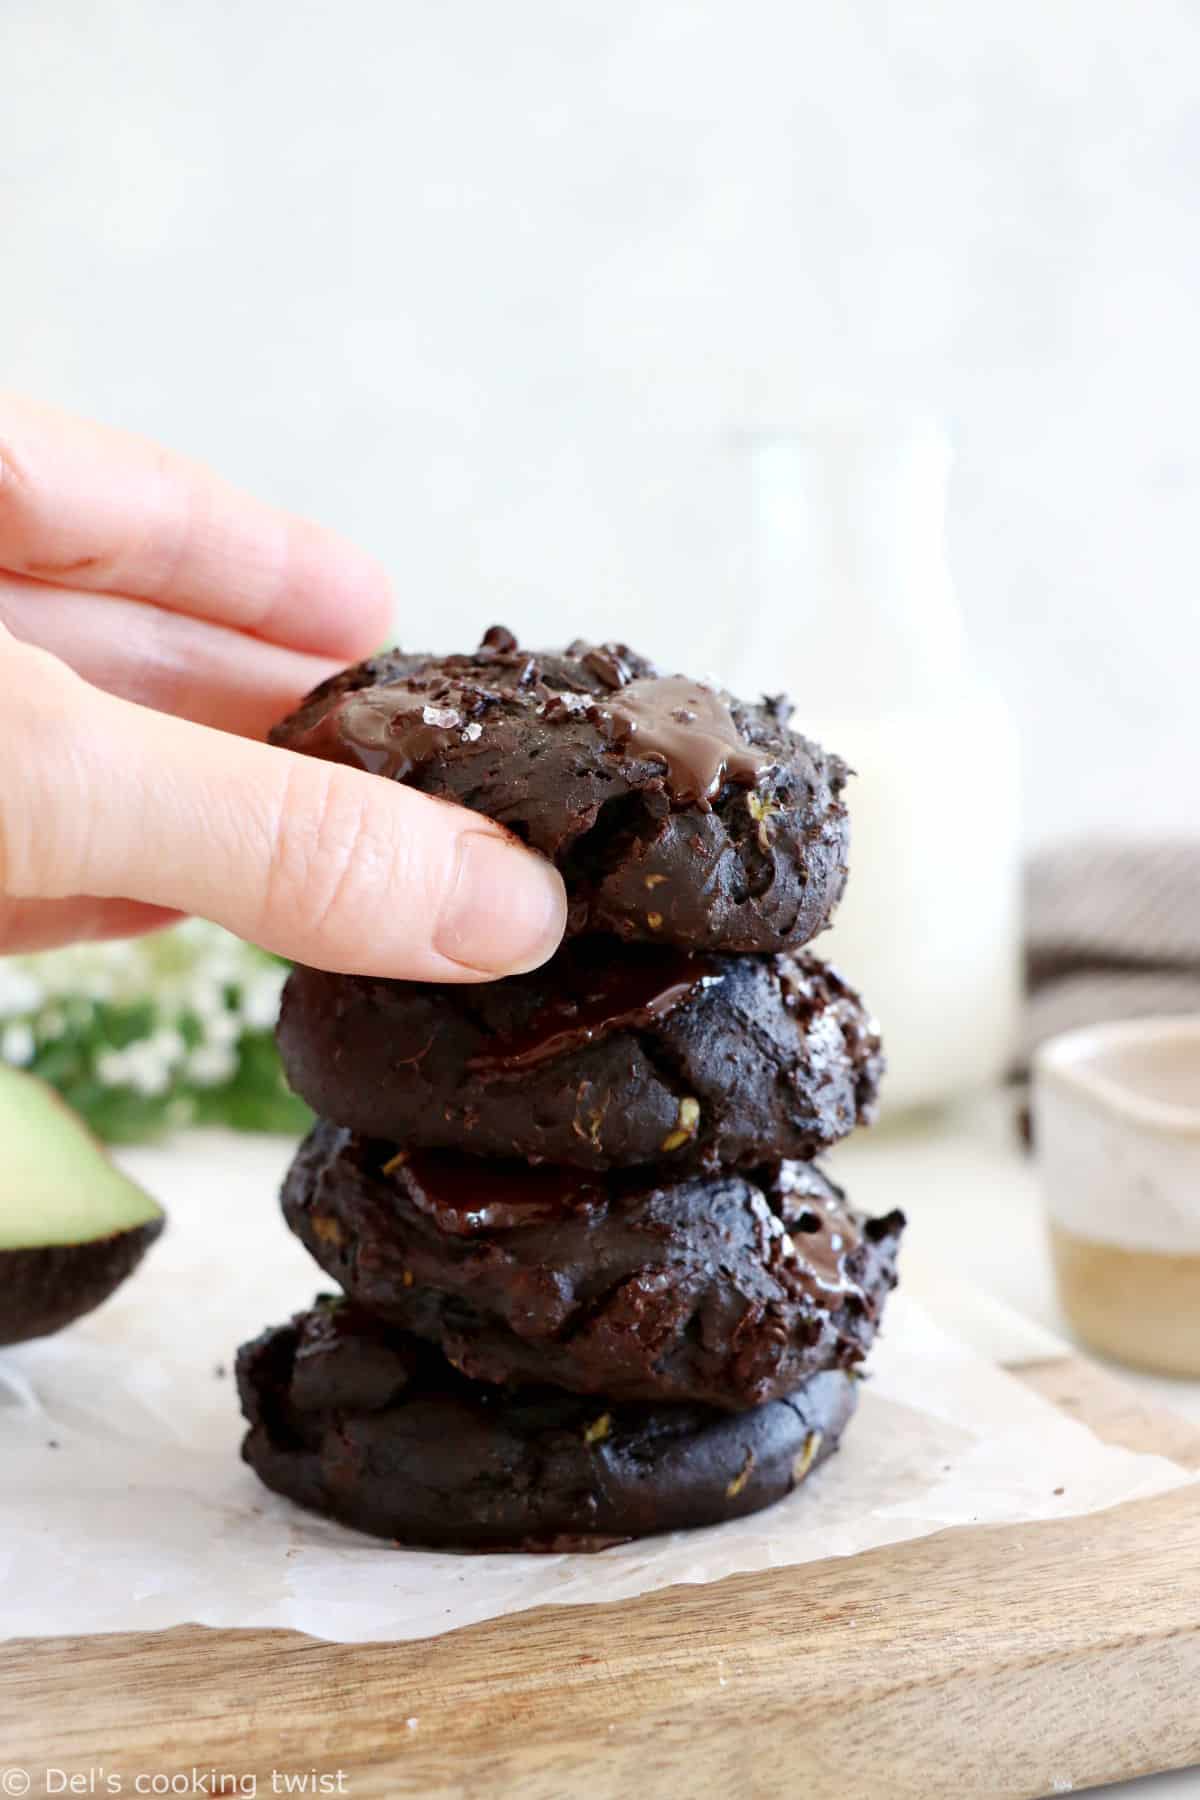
1020;1354;1200;1469
3;1356;1198;1800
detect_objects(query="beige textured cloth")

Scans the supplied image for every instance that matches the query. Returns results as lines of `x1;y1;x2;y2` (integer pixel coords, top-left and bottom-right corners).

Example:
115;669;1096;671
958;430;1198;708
1023;840;1200;1064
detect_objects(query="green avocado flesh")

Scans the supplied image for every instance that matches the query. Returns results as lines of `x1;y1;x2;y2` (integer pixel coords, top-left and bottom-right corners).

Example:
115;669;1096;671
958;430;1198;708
0;1067;165;1346
0;1066;163;1249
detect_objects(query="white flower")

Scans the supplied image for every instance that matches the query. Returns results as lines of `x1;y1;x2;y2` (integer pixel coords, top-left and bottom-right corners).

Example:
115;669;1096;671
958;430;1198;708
186;1044;237;1087
240;969;286;1032
0;968;43;1019
149;1028;187;1066
1;1022;35;1067
121;1041;173;1097
3;921;291;1114
187;977;232;1022
95;1049;133;1087
202;1010;241;1048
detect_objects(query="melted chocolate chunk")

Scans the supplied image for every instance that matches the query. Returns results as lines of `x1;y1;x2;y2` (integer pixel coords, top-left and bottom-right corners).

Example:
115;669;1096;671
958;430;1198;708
772;1164;865;1302
600;676;779;806
286;689;484;781
390;1150;604;1234
479;624;518;653
580;645;634;690
466;947;723;1075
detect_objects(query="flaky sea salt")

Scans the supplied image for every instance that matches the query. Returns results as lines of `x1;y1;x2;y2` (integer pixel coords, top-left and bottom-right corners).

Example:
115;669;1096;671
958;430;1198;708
422;705;461;729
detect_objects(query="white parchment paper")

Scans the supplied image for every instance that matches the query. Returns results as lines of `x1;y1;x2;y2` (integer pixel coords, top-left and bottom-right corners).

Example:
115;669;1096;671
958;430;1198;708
0;1133;1189;1644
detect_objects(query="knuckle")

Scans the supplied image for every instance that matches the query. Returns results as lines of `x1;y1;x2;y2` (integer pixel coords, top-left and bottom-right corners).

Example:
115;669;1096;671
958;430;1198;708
0;413;29;499
0;429;33;558
262;763;406;952
141;444;208;603
0;634;88;898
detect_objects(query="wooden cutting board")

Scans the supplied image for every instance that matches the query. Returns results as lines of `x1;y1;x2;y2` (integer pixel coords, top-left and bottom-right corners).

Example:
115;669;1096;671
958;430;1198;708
4;1354;1200;1800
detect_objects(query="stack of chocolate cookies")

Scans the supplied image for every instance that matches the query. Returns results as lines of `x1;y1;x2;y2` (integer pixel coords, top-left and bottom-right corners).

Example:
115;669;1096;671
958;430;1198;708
237;628;904;1549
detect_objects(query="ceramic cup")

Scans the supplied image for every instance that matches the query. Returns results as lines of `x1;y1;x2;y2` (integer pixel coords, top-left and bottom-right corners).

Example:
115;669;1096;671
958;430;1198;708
1034;1015;1200;1375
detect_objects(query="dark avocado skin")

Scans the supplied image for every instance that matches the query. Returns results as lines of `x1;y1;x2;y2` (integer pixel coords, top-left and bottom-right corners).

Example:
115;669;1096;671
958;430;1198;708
0;1217;164;1346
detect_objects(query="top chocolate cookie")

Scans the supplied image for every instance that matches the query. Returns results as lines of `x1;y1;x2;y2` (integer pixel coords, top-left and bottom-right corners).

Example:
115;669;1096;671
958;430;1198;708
270;626;850;953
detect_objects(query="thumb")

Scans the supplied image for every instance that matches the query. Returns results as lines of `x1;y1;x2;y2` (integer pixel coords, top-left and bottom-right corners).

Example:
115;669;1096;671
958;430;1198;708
1;636;567;980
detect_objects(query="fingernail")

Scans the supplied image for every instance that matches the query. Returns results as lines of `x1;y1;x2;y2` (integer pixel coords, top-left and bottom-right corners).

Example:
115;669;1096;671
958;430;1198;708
435;832;568;975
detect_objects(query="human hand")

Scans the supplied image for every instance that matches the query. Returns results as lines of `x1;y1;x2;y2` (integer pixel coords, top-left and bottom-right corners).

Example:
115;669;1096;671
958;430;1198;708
0;396;566;974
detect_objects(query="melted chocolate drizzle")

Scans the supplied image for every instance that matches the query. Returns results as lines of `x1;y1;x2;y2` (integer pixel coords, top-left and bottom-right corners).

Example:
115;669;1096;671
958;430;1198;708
288;689;484;780
773;1164;865;1305
384;1148;872;1319
285;632;779;815
600;676;777;806
467;946;723;1075
392;1152;604;1235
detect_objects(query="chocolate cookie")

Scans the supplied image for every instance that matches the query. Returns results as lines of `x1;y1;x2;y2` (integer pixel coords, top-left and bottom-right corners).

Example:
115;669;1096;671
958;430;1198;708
278;943;883;1173
281;1122;903;1411
237;1300;857;1549
269;626;849;953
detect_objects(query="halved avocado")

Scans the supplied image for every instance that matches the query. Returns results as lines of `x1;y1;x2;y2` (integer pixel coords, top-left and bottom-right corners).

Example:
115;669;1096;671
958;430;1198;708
0;1067;165;1346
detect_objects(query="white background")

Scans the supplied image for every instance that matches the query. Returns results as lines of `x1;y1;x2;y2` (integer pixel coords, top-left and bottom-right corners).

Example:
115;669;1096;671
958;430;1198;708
2;0;1197;846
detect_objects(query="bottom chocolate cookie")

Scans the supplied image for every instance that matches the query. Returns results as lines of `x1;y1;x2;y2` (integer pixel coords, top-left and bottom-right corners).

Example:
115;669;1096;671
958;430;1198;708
237;1300;858;1550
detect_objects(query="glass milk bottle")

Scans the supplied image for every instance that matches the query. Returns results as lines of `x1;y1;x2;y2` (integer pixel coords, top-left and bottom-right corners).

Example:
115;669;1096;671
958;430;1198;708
744;417;1021;1115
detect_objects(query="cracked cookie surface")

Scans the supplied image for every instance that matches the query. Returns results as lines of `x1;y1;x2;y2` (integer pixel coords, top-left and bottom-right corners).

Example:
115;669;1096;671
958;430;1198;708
278;941;883;1172
269;625;850;953
281;1121;904;1412
237;1299;858;1548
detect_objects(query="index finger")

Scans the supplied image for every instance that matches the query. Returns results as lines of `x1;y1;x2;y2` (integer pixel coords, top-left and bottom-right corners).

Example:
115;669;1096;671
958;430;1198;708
0;393;394;658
